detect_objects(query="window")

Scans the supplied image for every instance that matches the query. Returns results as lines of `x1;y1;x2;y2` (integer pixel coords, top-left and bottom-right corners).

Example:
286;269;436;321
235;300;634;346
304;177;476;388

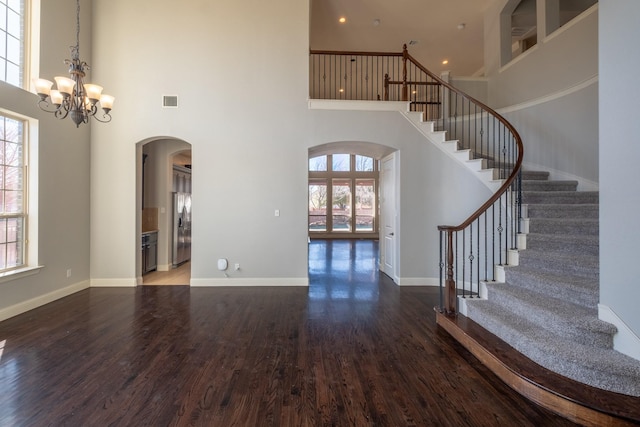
0;112;25;271
0;0;24;87
308;154;378;237
546;0;598;35
511;0;537;60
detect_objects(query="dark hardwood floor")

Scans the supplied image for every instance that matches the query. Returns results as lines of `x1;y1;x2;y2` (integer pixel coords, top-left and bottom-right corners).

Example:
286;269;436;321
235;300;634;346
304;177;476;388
0;240;577;426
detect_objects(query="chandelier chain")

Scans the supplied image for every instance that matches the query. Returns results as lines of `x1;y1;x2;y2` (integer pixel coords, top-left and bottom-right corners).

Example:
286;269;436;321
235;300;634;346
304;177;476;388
71;0;81;60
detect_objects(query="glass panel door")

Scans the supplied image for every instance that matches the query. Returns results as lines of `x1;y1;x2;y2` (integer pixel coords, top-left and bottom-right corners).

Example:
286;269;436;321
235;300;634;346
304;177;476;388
332;178;352;231
309;179;327;231
355;179;375;232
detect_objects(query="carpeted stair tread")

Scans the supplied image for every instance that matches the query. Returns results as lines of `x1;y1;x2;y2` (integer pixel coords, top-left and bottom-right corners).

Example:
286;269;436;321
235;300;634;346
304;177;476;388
521;191;599;204
503;265;598;308
465;299;640;396
524;233;599;256
484;282;615;348
525;203;599;219
527;217;598;235
522;180;578;191
517;249;599;279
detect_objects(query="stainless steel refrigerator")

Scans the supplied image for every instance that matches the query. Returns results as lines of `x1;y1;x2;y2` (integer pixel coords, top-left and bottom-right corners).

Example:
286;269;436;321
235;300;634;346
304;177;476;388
172;192;192;266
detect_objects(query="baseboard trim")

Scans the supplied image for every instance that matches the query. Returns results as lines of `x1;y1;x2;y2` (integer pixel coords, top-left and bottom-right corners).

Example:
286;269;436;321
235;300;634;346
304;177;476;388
90;278;138;287
190;277;309;287
598;304;640;361
0;280;90;322
397;277;439;286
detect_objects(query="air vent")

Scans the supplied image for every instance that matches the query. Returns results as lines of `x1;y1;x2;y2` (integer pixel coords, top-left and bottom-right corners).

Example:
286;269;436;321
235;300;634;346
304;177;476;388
163;95;178;108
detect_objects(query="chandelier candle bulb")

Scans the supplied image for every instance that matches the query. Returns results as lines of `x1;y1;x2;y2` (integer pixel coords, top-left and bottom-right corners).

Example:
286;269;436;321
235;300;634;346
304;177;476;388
33;79;53;97
54;76;75;96
99;94;114;111
84;84;103;101
50;90;64;106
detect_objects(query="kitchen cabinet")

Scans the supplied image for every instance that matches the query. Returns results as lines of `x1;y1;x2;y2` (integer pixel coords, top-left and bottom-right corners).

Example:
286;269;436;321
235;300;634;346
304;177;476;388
142;231;158;274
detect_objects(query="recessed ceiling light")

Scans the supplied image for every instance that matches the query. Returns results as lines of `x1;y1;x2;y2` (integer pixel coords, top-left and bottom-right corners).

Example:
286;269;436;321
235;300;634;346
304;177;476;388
457;23;466;30
373;18;381;26
339;17;346;23
442;60;449;65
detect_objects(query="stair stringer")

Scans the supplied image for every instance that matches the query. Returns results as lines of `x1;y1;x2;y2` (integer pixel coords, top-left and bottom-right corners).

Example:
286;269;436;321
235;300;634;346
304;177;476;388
401;111;503;193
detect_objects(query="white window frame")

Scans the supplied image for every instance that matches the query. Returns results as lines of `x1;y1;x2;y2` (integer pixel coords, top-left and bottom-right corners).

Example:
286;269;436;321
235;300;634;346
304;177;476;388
0;108;40;283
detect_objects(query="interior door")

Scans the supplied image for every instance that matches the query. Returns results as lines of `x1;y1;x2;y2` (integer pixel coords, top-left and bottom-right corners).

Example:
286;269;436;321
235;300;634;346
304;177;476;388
380;153;397;283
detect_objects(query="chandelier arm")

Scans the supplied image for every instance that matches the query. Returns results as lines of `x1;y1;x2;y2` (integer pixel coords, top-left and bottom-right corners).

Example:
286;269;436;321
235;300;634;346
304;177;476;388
92;113;113;124
54;107;71;120
37;99;61;114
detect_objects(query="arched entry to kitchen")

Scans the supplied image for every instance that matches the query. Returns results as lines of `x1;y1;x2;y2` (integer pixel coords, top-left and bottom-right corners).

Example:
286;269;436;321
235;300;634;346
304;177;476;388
136;137;192;285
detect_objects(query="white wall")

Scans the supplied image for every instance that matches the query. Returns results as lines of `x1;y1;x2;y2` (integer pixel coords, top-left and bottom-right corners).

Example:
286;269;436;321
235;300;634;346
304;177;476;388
87;0;491;287
599;0;640;341
0;0;91;319
484;2;599;188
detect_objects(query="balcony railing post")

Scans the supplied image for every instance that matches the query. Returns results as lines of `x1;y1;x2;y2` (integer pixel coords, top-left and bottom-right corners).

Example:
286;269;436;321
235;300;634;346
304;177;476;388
384;73;390;101
402;44;408;101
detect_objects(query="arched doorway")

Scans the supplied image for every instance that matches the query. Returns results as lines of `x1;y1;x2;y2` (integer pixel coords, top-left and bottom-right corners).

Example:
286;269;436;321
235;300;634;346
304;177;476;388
307;141;399;283
137;138;192;285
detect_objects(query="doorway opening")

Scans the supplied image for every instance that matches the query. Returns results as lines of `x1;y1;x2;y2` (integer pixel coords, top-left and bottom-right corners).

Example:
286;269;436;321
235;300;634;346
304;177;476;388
137;138;192;285
307;142;398;284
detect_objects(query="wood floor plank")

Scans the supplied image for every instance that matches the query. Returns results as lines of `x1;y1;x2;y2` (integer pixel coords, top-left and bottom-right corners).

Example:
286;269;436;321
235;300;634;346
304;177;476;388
0;240;579;426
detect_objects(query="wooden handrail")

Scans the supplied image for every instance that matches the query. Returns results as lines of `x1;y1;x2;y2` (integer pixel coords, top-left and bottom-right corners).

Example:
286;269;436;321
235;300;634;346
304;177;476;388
400;45;523;314
309;49;403;57
403;42;523;314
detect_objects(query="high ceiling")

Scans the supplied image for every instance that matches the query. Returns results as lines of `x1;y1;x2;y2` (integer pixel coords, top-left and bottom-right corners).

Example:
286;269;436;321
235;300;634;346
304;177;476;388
310;0;495;77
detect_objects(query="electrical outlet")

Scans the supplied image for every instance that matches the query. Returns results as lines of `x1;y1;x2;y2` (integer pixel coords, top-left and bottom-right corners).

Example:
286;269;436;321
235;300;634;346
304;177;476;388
235;263;240;271
66;269;72;278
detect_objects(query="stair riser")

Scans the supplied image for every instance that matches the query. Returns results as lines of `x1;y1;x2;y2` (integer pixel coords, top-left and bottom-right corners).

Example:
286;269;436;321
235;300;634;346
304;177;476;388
525;238;599;256
504;268;598;308
522;192;599;204
525;205;599;219
520;171;550;181
486;287;612;349
522;181;578;192
527;220;599;236
517;254;599;279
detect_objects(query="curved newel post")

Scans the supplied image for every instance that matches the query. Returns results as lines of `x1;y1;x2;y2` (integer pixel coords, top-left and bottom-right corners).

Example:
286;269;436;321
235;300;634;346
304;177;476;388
401;44;408;102
440;228;457;315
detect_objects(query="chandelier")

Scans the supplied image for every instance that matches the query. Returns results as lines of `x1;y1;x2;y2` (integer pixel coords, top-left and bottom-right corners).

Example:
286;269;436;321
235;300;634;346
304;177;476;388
32;0;114;127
